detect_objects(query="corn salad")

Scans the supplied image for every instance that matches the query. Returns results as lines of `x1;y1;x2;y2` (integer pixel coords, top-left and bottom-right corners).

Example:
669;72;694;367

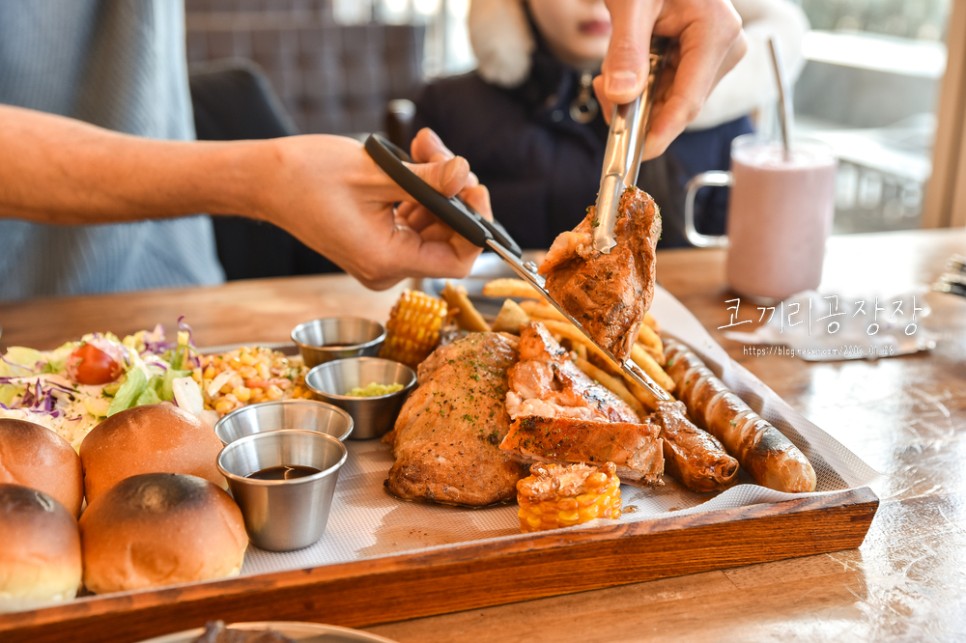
517;462;622;533
194;346;312;416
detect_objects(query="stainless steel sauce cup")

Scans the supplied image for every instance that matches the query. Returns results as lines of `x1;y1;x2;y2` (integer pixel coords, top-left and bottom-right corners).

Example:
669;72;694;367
305;357;416;440
217;429;348;551
214;399;354;445
291;317;386;368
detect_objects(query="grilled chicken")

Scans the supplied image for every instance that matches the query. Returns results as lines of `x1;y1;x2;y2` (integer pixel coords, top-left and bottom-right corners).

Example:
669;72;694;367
385;332;527;507
539;187;661;362
502;416;664;486
501;322;664;485
505;322;639;423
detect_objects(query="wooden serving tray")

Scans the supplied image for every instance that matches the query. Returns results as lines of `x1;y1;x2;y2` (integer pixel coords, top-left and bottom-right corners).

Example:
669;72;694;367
1;486;877;643
0;285;880;641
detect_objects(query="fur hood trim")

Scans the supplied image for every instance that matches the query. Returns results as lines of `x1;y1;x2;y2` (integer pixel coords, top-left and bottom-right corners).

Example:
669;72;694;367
469;0;535;88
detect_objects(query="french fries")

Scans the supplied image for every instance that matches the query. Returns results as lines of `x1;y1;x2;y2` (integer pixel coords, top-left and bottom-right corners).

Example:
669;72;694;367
574;357;647;417
630;344;675;393
518;300;566;322
402;276;676;418
538;319;611;364
491;299;530;334
481;278;542;300
623;377;663;413
637;321;665;364
441;281;490;333
536;319;671;392
480;278;674;414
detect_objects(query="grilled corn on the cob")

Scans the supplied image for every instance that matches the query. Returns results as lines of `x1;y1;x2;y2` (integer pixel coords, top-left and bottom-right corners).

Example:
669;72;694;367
516;462;621;532
380;290;448;368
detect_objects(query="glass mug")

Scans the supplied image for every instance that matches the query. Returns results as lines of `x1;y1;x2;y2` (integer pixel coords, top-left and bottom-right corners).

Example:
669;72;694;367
684;134;838;303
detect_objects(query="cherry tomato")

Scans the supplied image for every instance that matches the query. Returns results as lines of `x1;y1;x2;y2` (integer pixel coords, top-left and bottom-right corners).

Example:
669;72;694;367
67;343;123;385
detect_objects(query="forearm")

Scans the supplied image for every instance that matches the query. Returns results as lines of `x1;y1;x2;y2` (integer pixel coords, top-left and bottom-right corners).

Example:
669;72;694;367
0;105;267;224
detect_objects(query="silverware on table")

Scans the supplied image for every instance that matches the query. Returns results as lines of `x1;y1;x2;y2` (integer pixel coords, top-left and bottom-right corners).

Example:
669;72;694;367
932;254;966;297
933;272;966;298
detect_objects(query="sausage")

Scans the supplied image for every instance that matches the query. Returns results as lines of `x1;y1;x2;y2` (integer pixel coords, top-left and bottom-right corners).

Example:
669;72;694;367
664;339;817;493
653;400;739;493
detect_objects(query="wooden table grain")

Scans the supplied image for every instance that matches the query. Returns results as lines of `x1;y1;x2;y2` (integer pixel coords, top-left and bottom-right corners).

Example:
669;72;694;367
1;229;964;642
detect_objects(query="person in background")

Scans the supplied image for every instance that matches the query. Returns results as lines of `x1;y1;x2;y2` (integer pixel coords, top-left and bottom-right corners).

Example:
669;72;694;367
412;0;806;248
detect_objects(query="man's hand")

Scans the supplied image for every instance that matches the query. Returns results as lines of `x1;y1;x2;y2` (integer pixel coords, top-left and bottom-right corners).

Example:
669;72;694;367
0;104;489;292
597;0;747;159
261;128;488;291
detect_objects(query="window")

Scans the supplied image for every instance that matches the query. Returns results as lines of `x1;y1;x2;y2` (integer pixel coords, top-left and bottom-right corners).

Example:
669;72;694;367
795;0;952;232
332;0;473;76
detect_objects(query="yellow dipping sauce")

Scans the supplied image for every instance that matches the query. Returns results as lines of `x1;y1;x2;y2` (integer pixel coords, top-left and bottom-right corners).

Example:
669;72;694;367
346;381;404;397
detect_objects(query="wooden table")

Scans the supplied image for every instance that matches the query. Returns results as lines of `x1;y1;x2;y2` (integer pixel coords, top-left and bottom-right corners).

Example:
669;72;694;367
2;229;964;642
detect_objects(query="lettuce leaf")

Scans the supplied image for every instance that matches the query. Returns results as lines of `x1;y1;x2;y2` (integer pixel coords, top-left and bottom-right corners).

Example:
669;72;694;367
160;368;192;401
135;386;162;406
107;368;148;416
0;347;44;377
0;384;18;406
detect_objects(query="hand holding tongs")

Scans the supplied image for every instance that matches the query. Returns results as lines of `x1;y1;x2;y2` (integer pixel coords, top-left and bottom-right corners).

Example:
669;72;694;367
364;134;672;404
593;37;669;253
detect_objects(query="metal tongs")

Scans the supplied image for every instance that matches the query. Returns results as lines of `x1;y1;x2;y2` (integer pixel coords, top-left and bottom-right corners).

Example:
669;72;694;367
593;37;669;253
364;134;672;403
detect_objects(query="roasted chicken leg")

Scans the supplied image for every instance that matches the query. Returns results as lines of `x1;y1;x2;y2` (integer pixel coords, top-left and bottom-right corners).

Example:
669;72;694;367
538;187;661;362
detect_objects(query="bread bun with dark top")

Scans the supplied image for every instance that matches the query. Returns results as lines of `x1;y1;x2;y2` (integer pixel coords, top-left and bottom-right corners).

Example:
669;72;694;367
0;483;82;612
79;403;225;504
79;472;248;594
0;418;84;516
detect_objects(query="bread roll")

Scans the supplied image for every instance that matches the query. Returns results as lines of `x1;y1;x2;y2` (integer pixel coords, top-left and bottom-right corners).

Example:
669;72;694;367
79;472;248;594
80;403;225;504
0;483;82;613
0;418;84;516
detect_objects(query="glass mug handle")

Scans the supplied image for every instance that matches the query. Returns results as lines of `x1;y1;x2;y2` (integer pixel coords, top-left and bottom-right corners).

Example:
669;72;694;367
683;170;732;248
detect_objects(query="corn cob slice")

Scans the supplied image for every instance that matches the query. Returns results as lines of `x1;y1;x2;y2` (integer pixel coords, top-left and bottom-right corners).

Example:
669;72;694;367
380;290;448;368
516;461;622;533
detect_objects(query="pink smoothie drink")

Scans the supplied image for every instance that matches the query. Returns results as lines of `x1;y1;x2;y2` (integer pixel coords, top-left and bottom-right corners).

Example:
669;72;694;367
725;137;837;302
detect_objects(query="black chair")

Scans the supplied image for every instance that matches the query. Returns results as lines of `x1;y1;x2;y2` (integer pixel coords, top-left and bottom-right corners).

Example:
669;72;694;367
384;98;417;149
189;58;342;279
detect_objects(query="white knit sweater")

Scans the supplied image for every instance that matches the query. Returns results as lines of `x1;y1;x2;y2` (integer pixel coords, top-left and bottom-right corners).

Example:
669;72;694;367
467;0;809;130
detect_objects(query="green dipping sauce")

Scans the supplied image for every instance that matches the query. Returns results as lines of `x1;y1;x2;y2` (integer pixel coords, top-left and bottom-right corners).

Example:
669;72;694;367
346;381;404;397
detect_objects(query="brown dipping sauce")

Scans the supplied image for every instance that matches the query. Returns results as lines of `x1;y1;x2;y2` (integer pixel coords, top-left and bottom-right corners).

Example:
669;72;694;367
247;464;321;481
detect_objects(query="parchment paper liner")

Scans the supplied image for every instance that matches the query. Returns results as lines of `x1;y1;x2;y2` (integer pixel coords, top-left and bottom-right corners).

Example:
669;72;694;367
241;286;880;575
